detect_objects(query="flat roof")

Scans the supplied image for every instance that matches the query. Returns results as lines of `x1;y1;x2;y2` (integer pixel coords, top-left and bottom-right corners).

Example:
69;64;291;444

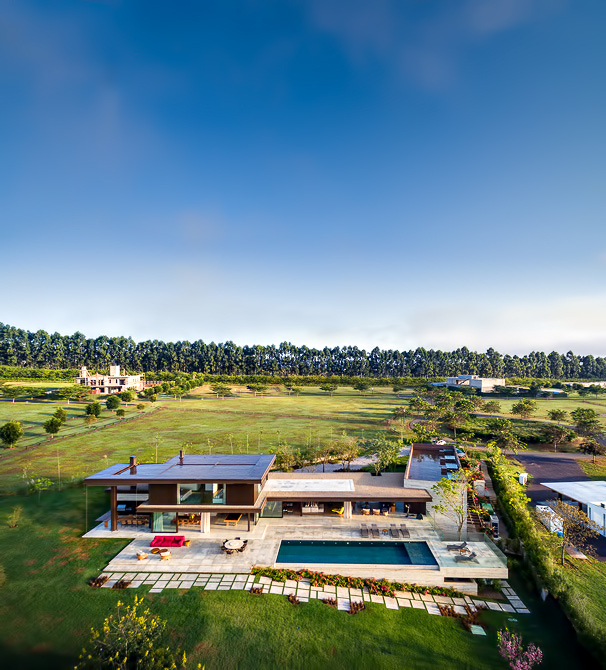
84;454;275;486
540;480;606;506
265;472;431;502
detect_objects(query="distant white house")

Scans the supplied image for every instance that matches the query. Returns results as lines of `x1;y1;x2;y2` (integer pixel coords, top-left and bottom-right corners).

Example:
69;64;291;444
432;375;505;394
540;480;606;537
75;365;145;395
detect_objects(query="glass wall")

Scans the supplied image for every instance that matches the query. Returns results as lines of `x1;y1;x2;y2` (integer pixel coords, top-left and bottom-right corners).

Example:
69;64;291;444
152;512;178;532
179;483;225;504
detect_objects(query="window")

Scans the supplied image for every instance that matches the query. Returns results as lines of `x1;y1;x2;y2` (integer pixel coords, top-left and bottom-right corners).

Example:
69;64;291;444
179;483;225;504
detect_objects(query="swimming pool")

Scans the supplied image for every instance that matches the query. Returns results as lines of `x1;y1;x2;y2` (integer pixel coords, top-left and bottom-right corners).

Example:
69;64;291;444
275;540;438;566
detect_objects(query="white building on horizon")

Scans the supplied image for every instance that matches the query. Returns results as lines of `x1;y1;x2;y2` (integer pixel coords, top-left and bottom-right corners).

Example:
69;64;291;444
75;365;145;395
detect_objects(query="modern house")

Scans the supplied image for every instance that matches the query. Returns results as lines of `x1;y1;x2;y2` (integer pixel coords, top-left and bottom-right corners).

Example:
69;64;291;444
540;480;606;536
84;448;509;591
439;375;506;393
83;451;438;534
75;365;145;395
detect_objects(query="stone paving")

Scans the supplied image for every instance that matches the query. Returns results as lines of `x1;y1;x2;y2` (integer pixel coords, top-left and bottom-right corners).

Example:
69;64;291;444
96;572;530;617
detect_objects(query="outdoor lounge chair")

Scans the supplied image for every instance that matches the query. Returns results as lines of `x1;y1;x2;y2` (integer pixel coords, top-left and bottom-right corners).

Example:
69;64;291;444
360;523;369;538
389;524;399;539
454;551;478;563
370;524;380;539
399;524;410;538
221;513;242;526
447;541;468;552
332;506;344;516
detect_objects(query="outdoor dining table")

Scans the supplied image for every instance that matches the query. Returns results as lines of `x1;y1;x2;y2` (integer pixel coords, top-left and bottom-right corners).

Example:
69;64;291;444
223;539;245;550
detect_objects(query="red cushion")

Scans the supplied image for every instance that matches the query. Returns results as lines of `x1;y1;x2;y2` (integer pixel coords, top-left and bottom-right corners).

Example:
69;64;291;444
151;535;185;547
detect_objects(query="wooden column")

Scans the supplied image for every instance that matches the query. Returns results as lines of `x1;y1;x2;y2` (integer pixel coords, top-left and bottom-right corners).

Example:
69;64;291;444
110;486;118;531
247;513;251;532
344;501;352;519
200;513;210;533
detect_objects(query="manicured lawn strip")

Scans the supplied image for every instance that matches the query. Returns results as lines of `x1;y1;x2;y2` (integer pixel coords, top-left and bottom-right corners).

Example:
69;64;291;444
161;590;499;670
577;457;606;480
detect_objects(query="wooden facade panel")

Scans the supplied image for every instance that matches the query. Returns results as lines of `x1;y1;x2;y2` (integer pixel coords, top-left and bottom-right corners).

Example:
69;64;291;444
226;484;255;505
148;483;177;505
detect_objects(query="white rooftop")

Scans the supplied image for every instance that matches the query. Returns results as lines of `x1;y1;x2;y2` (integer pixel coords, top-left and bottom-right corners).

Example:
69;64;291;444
263;478;355;492
540;480;606;506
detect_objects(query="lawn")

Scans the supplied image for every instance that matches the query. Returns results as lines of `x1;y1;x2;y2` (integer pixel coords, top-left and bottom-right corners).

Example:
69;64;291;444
0;387;413;492
0;488;590;670
577;457;606;480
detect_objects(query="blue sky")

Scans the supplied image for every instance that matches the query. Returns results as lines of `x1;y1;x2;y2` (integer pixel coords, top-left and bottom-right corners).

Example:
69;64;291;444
1;0;605;354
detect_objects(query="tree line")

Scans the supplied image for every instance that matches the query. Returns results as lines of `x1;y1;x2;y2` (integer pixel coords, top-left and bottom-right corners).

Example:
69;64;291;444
1;322;606;379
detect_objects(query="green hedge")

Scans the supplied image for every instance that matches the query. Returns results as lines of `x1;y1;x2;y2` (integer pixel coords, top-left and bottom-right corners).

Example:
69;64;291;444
486;446;605;663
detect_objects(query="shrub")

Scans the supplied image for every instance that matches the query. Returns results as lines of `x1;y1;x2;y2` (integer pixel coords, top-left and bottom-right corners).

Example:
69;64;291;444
7;506;23;528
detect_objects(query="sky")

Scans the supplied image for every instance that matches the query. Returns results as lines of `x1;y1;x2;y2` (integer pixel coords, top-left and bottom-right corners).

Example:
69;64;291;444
1;0;605;355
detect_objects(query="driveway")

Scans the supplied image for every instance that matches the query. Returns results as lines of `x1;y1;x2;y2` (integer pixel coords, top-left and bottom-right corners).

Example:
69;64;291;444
514;453;589;505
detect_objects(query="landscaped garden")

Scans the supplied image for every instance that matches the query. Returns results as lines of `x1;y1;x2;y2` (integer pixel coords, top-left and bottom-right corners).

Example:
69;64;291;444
0;487;594;669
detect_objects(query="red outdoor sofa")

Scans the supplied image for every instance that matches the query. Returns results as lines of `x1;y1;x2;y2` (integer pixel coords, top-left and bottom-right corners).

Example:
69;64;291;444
150;536;185;548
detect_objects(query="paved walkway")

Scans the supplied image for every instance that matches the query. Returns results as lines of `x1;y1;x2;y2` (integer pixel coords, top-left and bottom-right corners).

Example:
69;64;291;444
96;571;530;616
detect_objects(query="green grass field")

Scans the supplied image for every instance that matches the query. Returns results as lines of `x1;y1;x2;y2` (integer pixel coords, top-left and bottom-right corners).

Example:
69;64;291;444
0;387;412;492
0;488;593;670
2;386;606;492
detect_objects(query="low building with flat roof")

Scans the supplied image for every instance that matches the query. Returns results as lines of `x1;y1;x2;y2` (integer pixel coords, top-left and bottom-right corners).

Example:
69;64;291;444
540;480;606;536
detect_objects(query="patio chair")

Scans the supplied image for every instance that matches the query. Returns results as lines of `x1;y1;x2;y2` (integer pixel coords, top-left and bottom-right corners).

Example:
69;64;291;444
454;552;478;563
332;506;344;516
360;524;369;538
370;524;380;539
399;524;410;538
389;524;399;539
372;508;380;516
446;541;468;552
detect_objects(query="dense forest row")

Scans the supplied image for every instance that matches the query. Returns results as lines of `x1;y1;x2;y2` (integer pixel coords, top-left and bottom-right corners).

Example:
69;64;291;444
1;322;606;379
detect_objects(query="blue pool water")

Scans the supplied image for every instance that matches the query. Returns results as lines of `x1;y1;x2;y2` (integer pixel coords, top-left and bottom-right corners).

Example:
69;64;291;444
275;540;438;566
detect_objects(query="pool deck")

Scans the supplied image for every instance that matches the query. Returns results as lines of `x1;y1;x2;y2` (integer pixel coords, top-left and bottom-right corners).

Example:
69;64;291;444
92;514;507;592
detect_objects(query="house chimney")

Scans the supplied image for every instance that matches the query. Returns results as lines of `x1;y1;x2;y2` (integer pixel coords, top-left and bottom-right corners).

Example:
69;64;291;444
129;455;137;475
179;449;184;465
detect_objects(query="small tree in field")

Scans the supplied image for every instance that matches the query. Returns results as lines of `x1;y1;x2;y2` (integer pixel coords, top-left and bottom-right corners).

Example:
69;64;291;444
119;389;135;403
53;407;67;423
0;421;23;449
483;400;501;414
542;424;573;453
83;414;97;427
511;399;537;419
578;438;606;464
58;385;91;404
319;383;338;396
85;402;102;417
1;386;29;403
570;407;602;436
43;416;63;438
547;409;567;422
432;469;473;540
29;476;52;504
353;381;370;395
106;395;121;411
116;409;126;418
136;403;145;410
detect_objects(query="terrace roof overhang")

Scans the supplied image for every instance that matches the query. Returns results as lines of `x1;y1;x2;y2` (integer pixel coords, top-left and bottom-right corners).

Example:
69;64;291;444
263;490;431;503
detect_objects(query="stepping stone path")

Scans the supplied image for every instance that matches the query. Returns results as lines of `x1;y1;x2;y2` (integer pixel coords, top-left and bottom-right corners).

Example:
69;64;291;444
93;571;531;617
